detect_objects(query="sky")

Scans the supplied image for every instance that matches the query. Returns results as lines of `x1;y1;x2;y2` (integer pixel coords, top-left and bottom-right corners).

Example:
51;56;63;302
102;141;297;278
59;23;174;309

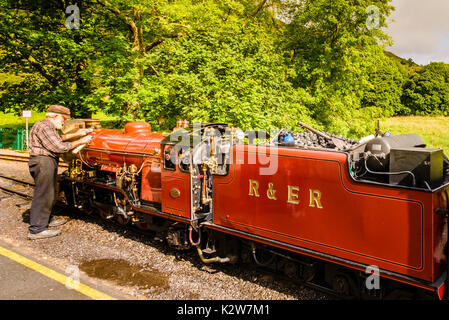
385;0;449;65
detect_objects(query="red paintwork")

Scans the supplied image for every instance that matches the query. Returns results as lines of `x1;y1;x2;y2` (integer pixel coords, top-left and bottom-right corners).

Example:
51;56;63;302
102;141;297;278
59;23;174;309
141;162;162;203
160;145;191;218
213;144;448;284
79;122;191;213
81;122;165;204
82;122;164;168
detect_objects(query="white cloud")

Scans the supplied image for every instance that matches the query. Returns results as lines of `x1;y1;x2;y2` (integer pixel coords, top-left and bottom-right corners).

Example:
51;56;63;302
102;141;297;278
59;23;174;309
385;0;449;65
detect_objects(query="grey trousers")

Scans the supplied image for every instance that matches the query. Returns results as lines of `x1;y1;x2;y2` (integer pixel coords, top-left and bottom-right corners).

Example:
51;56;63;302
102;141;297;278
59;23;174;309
28;156;58;234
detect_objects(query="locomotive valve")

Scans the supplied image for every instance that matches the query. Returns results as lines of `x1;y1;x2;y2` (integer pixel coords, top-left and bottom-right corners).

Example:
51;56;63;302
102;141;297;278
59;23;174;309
201;164;211;204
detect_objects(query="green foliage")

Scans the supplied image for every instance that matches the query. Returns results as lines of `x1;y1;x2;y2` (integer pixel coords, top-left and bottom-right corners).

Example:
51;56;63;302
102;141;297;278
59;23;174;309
86;0;318;131
281;0;394;137
401;62;449;115
361;52;409;117
0;0;101;117
1;0;446;138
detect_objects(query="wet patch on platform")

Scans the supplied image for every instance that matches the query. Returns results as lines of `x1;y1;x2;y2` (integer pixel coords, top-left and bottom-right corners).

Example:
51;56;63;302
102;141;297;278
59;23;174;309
79;258;169;292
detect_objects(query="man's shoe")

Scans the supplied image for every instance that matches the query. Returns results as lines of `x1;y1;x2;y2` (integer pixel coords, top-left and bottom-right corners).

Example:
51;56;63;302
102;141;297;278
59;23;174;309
48;217;67;228
27;229;61;240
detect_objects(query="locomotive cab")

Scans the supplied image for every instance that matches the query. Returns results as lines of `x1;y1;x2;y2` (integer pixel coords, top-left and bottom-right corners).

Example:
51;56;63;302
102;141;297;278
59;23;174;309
160;123;234;225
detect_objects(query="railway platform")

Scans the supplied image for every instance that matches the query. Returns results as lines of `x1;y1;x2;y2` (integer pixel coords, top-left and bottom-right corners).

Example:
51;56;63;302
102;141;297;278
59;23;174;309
0;239;118;300
0;149;122;300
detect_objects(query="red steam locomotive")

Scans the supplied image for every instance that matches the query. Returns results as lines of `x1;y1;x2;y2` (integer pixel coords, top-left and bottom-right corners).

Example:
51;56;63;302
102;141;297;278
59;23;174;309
59;120;449;299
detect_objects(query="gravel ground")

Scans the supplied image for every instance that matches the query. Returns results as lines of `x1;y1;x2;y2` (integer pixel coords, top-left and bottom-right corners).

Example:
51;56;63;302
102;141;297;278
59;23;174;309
0;158;329;301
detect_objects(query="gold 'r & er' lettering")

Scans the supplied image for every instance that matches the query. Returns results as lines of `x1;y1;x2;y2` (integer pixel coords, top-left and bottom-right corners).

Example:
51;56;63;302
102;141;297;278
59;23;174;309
248;179;260;197
309;189;323;209
248;180;324;209
267;182;277;200
287;185;300;204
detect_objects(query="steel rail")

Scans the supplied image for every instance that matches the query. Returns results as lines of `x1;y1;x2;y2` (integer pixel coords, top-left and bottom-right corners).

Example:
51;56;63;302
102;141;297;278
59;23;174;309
0;175;35;199
0;185;32;199
0;174;34;186
0;154;68;167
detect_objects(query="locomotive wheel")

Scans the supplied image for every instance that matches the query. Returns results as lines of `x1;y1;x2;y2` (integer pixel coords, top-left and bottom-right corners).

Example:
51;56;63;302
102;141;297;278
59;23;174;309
116;214;131;225
98;208;112;220
332;275;351;296
283;262;298;279
135;221;151;231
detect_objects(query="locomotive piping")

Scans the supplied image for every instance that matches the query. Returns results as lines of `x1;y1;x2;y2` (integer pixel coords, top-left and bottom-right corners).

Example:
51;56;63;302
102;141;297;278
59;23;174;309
250;242;275;266
188;226;201;246
195;247;231;264
72;179;191;224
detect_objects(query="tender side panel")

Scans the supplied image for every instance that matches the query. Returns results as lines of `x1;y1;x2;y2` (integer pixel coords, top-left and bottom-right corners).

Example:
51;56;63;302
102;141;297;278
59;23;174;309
214;145;435;281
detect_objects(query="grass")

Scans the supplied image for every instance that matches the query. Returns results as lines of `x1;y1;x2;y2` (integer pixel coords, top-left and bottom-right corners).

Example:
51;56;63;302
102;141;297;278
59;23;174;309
0;111;45;130
380;116;449;156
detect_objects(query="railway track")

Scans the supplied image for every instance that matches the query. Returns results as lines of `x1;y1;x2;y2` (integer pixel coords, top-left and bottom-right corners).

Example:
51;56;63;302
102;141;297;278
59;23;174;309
0;153;68;167
0;174;34;199
0;153;30;163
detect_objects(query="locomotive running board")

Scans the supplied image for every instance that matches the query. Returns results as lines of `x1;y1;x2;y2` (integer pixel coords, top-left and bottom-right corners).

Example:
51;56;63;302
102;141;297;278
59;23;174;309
202;222;445;294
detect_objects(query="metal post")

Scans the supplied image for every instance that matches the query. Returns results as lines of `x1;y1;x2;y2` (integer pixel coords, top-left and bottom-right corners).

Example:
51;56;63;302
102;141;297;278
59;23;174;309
25;117;29;150
22;110;31;150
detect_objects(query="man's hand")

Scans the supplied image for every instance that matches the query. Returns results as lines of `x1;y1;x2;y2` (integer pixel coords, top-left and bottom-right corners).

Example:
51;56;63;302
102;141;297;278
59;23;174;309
70;135;93;150
61;128;94;141
78;135;93;144
76;128;94;136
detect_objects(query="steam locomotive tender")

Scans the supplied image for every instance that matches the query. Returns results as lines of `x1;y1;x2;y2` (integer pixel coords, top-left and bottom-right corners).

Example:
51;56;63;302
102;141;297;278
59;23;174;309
59;120;449;299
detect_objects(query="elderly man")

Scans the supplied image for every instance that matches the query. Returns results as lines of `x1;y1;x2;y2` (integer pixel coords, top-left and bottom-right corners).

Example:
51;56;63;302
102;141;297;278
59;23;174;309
27;105;93;240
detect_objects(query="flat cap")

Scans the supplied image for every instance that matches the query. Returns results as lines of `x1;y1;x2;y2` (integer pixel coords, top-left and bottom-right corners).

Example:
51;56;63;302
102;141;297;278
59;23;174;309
47;105;71;119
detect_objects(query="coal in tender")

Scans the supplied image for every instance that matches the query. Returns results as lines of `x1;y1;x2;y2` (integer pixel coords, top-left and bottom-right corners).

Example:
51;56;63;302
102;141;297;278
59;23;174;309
278;129;359;150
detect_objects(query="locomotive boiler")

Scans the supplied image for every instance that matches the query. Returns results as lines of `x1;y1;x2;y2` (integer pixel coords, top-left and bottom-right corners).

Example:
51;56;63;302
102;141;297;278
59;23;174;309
58;119;449;299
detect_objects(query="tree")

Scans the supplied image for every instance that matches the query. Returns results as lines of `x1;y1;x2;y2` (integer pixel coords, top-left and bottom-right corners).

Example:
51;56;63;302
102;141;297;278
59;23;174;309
1;0;403;136
401;62;449;115
0;0;315;130
0;0;98;117
281;0;394;137
361;52;408;117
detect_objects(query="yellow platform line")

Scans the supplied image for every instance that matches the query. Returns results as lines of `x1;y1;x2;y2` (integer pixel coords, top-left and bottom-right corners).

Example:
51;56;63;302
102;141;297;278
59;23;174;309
0;246;116;300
